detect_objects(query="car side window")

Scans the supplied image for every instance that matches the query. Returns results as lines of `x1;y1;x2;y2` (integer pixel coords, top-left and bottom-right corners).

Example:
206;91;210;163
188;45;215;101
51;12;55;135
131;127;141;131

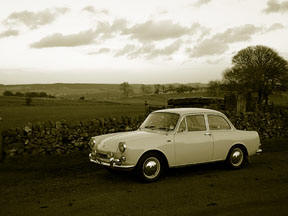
186;115;206;131
178;118;186;133
208;115;231;130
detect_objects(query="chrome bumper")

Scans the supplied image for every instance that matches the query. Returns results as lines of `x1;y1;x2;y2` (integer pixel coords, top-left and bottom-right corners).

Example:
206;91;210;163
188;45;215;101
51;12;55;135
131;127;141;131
89;153;135;170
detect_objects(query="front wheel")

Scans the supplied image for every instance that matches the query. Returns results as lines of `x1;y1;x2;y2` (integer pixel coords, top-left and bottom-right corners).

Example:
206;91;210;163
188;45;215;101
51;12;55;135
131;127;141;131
136;153;163;182
226;146;247;169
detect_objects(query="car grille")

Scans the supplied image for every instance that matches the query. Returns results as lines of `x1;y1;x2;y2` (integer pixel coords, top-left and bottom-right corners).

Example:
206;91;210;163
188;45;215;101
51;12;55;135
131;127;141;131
96;152;108;159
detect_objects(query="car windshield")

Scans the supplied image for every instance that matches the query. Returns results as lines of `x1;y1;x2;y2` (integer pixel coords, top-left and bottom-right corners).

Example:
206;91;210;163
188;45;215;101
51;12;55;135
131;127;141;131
140;112;180;131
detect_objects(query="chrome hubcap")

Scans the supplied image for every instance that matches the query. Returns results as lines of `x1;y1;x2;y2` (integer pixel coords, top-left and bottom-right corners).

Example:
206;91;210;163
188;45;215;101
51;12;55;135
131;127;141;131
230;148;243;166
143;157;160;179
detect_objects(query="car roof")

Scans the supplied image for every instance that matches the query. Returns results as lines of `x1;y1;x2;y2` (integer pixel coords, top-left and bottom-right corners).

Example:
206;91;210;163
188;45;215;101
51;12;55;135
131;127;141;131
153;108;223;116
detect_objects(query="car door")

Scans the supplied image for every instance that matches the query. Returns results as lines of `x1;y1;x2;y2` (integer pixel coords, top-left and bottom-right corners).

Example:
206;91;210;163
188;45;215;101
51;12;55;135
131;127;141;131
207;114;234;161
174;114;213;166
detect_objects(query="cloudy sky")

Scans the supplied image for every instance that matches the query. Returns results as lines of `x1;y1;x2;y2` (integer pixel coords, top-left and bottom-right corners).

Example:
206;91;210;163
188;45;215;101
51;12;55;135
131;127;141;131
0;0;287;84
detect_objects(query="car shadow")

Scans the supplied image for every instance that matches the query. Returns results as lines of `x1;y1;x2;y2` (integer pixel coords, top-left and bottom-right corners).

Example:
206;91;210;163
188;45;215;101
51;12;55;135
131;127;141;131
94;161;229;184
166;161;228;178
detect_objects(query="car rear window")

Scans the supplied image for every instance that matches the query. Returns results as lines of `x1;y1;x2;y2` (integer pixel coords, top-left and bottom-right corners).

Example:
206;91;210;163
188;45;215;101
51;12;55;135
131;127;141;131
208;115;231;130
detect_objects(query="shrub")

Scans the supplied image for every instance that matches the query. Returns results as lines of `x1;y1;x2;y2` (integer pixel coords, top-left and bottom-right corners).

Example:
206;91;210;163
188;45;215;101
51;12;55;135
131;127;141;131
15;92;24;97
3;90;14;96
25;97;32;106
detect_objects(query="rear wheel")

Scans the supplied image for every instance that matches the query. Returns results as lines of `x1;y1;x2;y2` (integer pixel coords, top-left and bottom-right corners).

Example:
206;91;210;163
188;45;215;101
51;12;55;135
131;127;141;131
136;152;164;182
226;146;247;169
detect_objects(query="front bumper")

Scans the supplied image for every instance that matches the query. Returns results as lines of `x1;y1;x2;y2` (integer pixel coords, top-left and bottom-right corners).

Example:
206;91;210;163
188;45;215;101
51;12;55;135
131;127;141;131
89;153;135;170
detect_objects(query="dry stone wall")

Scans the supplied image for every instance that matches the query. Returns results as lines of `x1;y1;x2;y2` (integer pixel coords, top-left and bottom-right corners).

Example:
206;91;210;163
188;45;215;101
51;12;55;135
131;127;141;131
2;109;288;158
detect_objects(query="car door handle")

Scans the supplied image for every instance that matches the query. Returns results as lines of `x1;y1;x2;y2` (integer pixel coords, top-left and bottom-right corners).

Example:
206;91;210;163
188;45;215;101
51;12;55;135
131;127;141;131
204;132;211;136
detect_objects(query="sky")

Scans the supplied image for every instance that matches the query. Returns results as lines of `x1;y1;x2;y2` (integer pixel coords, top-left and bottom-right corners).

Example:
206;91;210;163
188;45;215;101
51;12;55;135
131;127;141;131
0;0;287;84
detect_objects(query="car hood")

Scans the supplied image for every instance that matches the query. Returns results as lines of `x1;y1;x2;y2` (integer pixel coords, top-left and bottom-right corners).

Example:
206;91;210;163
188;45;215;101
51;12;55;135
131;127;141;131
92;129;166;153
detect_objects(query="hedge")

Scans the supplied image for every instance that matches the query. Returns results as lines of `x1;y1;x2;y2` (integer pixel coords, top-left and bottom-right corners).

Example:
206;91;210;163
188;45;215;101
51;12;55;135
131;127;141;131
2;109;288;158
225;108;288;139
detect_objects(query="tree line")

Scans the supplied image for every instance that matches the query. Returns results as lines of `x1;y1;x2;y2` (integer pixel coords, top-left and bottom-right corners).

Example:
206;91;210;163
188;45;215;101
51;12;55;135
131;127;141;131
120;82;200;97
3;90;56;98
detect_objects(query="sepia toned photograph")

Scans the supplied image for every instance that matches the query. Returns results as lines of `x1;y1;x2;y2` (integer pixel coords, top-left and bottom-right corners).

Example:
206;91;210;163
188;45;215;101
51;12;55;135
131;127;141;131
0;0;288;215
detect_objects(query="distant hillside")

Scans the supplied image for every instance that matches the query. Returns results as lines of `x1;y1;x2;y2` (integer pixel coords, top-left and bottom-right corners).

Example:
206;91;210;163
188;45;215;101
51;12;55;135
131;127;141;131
0;83;208;100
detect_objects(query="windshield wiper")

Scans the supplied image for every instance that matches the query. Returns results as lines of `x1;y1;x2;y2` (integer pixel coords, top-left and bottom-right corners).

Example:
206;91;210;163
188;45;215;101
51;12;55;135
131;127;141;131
158;127;172;131
144;125;156;130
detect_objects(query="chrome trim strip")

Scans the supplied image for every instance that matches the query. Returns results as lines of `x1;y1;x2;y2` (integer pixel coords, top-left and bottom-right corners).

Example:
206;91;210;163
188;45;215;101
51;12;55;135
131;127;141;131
256;149;262;154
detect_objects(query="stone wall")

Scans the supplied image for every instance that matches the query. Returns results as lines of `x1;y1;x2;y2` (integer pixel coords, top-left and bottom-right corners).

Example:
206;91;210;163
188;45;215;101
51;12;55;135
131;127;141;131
2;109;288;158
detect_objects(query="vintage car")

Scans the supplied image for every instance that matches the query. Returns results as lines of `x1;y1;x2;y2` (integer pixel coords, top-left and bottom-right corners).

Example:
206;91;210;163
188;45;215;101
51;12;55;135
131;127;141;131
89;108;262;182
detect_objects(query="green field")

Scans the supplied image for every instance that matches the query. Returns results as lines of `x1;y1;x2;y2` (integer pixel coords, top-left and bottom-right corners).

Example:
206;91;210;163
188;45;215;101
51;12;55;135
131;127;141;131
0;93;205;129
0;97;147;130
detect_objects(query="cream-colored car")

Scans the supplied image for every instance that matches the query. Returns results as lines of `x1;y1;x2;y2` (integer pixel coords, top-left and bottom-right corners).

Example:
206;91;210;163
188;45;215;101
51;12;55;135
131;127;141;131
89;108;262;182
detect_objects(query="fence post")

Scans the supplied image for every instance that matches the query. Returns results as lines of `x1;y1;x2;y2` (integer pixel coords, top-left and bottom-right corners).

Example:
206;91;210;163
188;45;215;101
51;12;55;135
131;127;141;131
237;94;247;114
0;116;3;162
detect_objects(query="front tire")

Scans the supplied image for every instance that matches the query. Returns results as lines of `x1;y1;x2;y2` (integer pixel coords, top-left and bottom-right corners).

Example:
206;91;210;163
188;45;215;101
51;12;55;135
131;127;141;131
136;152;163;182
226;146;247;169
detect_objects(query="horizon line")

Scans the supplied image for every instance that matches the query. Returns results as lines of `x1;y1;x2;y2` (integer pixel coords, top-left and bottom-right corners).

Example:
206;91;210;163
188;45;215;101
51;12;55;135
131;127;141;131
0;82;210;86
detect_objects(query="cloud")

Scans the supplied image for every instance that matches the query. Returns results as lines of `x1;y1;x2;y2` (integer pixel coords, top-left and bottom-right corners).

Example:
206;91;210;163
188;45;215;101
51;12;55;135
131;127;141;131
266;23;285;32
94;19;205;42
82;6;109;15
263;0;288;13
147;40;182;59
29;18;204;53
213;24;262;43
29;18;204;48
115;40;182;59
193;0;212;7
30;30;97;48
0;29;19;38
128;44;154;59
88;48;110;55
94;19;128;40
114;44;136;57
3;7;69;29
191;24;262;57
95;19;203;43
100;19;127;34
124;20;197;42
191;39;229;57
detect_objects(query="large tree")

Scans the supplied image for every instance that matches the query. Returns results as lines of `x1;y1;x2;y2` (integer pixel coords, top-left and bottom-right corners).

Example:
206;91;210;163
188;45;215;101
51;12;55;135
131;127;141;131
223;45;288;105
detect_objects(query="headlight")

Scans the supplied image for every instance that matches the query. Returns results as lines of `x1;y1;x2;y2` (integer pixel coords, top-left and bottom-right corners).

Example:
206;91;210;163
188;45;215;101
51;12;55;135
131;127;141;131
89;138;97;149
118;142;126;153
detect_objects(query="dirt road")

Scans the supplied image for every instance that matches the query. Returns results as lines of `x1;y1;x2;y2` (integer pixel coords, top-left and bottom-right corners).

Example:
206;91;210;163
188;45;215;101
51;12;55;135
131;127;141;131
1;139;288;216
